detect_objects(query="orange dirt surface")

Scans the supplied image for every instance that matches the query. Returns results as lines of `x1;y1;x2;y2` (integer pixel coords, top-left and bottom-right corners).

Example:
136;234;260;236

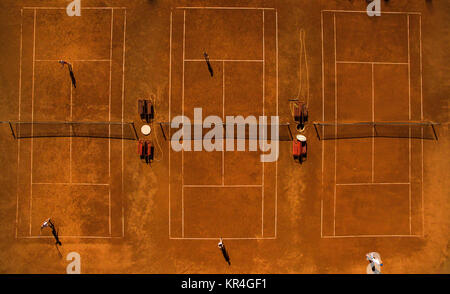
0;0;448;274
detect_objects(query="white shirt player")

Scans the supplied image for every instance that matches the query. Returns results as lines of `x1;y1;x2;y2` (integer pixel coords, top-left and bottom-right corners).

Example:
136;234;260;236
366;252;383;266
366;252;383;274
41;218;51;229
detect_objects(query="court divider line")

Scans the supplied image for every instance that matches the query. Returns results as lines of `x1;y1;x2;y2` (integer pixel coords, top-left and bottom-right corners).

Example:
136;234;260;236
20;236;123;239
322;234;422;238
168;10;172;238
108;8;113;236
336;61;408;65
222;60;225;186
181;10;186;238
29;8;36;236
322;10;421;15
407;15;412;235
372;63;375;183
35;59;111;62
16;8;23;239
275;9;278;238
169;237;277;240
23;7;127;10
176;7;275;10
122;9;127;238
320;11;324;238
185;59;263;62
32;182;109;186
419;15;424;237
262;10;265;238
336;183;410;186
333;13;337;237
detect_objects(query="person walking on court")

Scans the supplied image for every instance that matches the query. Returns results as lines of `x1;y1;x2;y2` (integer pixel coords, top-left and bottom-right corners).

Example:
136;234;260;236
218;237;231;266
59;60;77;88
41;218;62;246
204;52;214;77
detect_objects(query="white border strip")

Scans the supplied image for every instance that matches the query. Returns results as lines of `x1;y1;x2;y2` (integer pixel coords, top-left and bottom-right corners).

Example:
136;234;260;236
176;7;275;10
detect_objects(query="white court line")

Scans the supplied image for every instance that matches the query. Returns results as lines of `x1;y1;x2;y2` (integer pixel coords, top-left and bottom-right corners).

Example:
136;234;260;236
183;184;263;188
32;182;109;186
122;9;127;238
274;10;278;237
184;59;263;62
29;8;36;236
321;10;421;15
176;7;275;10
261;10;265;238
333;13;337;237
169;237;277;240
336;61;408;65
168;11;172;237
320;12;324;237
419;15;424;237
108;9;114;236
322;234;422;239
320;199;323;238
70;62;73;184
20;236;123;239
16;9;23;239
181;10;186;238
23;7;127;10
372;63;375;182
407;15;412;235
168;11;172;238
336;182;410;186
222;60;225;186
35;59;111;62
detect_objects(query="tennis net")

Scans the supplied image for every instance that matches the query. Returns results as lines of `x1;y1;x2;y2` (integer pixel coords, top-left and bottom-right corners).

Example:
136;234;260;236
8;121;139;140
313;121;439;140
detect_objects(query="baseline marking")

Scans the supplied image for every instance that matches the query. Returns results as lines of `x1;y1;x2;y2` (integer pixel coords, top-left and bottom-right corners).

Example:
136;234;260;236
176;7;275;10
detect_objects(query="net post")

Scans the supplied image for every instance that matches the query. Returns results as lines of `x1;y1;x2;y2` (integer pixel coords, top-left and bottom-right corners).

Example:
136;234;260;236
431;123;438;140
131;122;139;140
159;122;167;141
313;123;321;140
287;124;294;141
8;121;16;139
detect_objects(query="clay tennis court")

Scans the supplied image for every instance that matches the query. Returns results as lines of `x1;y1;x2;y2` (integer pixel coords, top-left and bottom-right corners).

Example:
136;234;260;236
0;0;448;274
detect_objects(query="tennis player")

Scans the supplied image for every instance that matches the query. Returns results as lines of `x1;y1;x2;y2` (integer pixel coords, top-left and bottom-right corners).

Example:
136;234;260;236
218;238;231;266
366;252;383;274
59;60;77;88
41;218;62;246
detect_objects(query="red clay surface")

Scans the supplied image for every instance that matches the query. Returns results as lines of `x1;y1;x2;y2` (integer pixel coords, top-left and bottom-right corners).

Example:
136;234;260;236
0;0;448;274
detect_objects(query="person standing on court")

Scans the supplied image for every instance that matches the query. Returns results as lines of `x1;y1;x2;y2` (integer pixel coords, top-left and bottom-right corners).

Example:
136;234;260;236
59;60;77;88
218;237;231;266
